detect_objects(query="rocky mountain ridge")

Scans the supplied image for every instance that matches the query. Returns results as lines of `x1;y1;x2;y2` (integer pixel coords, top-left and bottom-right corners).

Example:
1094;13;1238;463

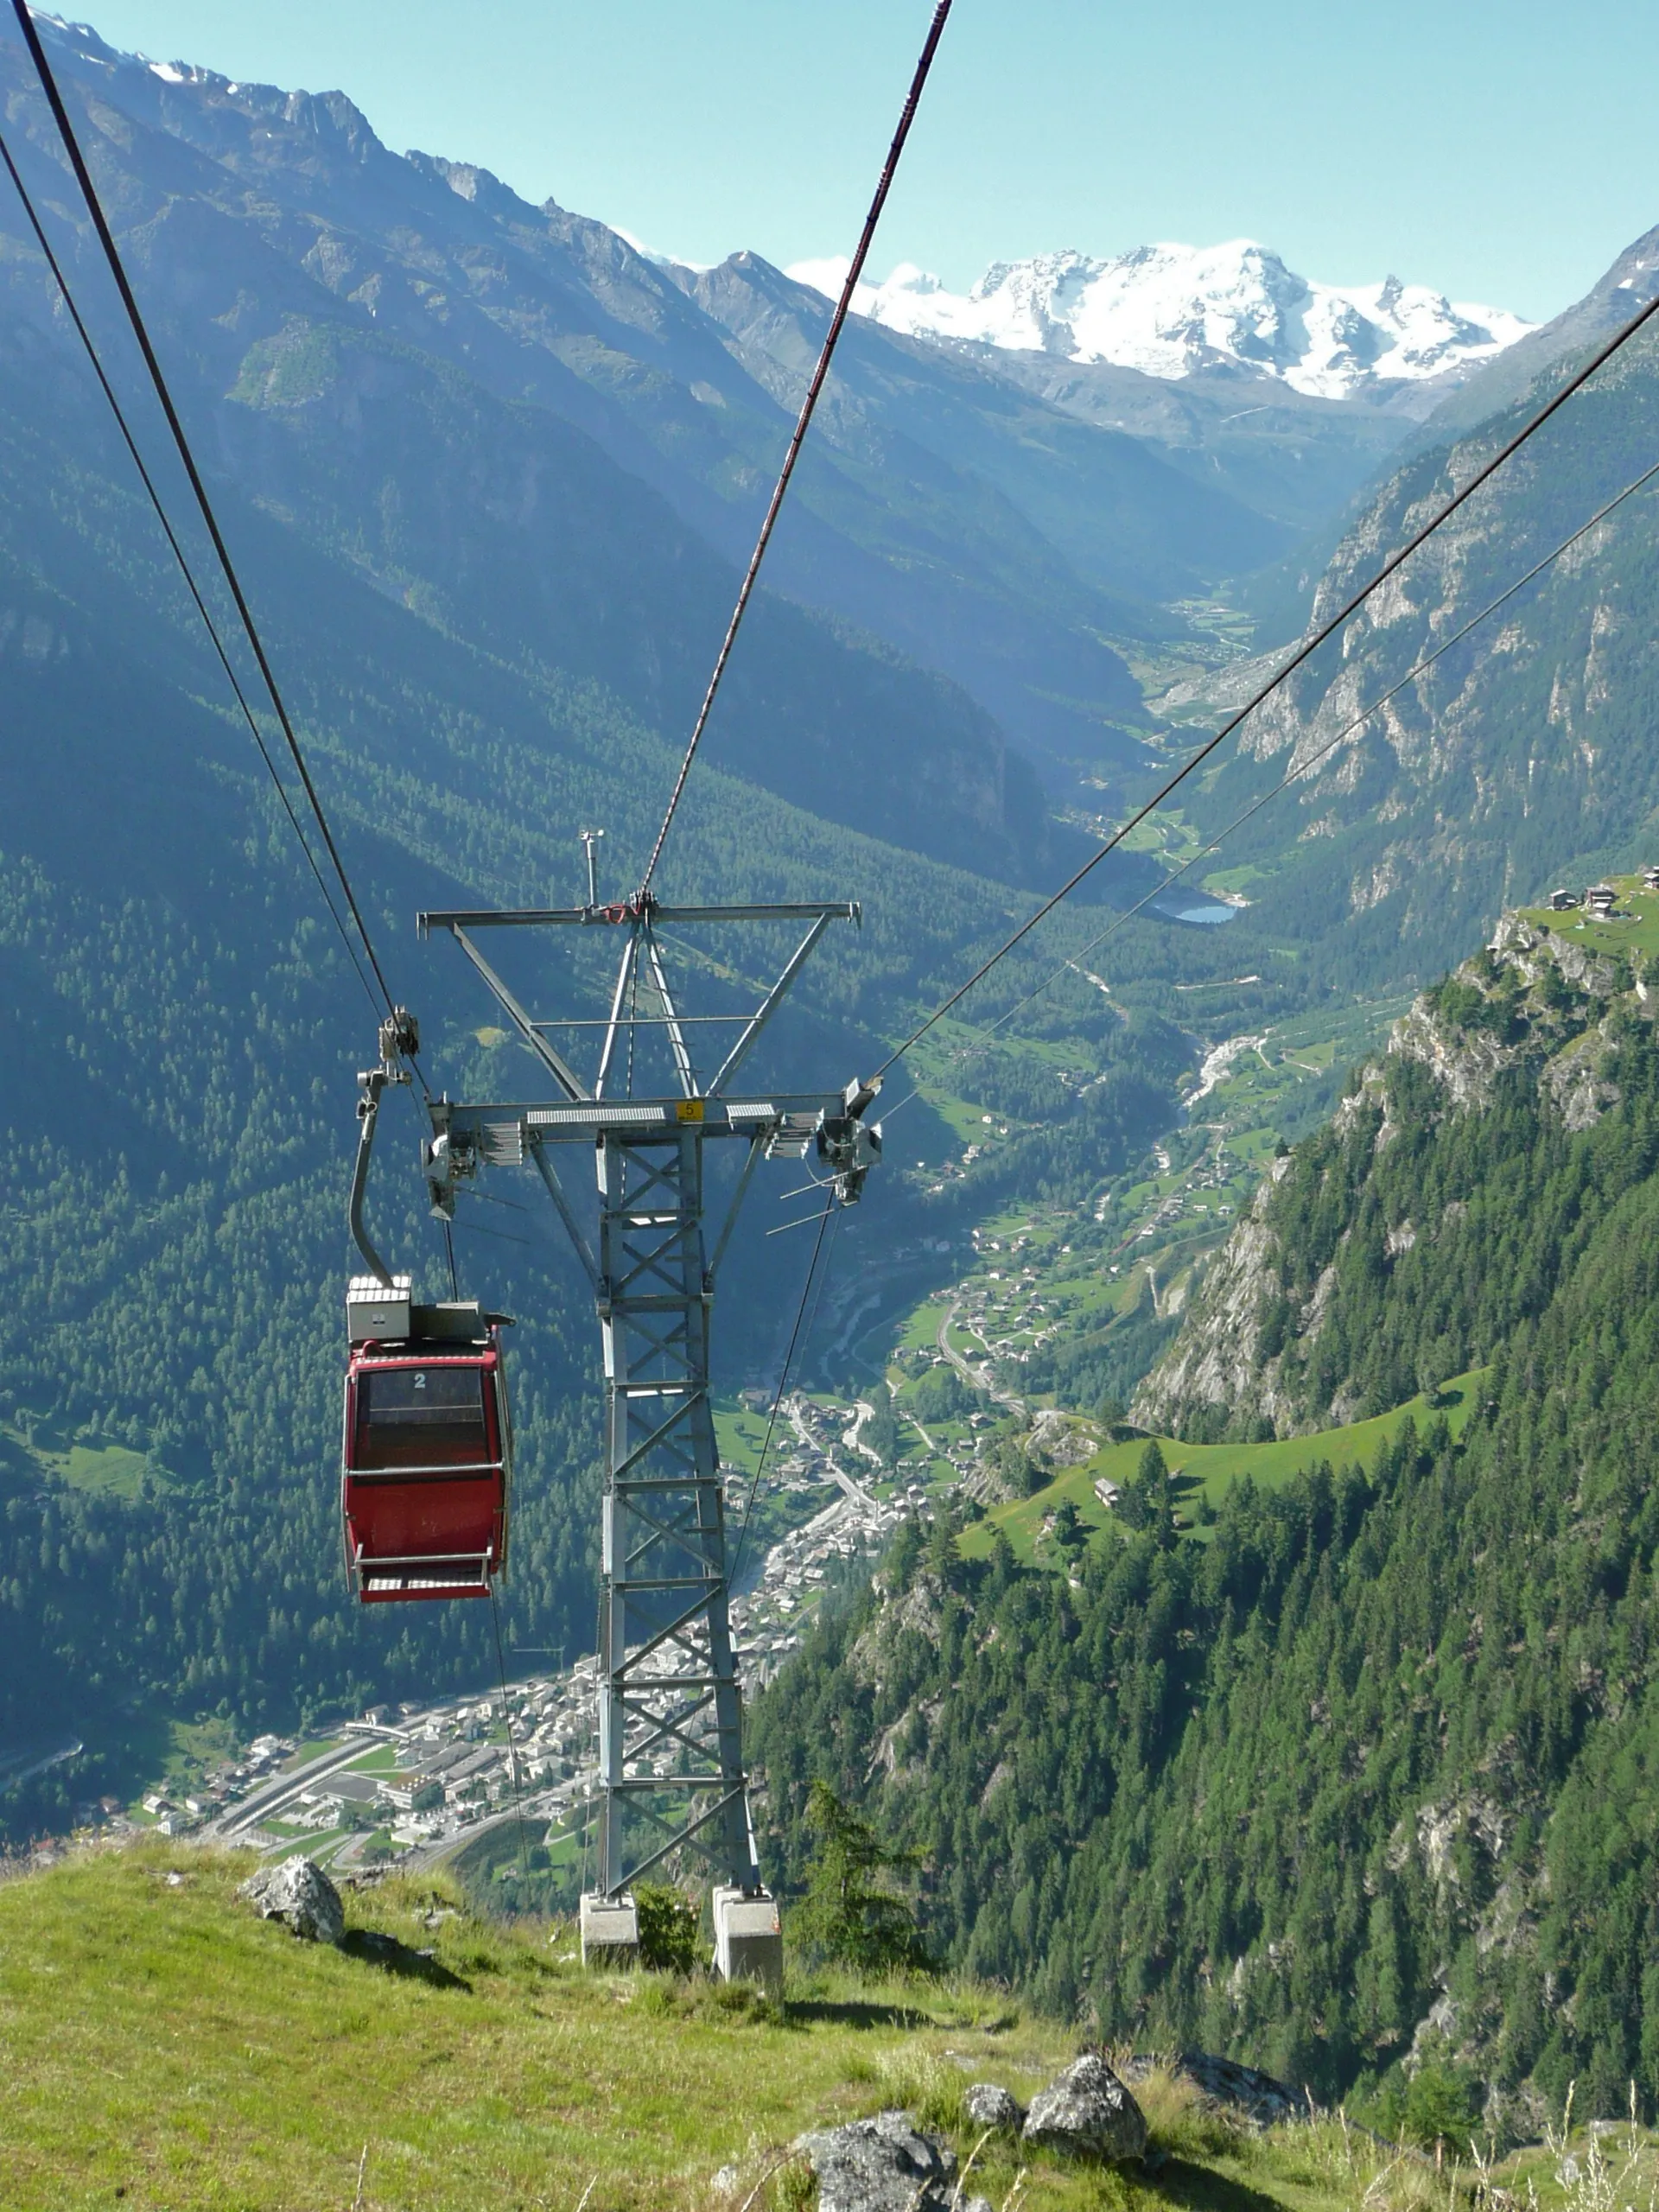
0;11;1327;796
788;239;1533;408
1133;894;1656;1439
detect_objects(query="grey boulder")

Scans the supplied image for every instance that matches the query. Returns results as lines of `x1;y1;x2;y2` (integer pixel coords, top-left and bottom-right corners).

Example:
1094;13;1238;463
1022;2054;1147;2163
795;2110;957;2212
238;1855;345;1945
964;2082;1023;2132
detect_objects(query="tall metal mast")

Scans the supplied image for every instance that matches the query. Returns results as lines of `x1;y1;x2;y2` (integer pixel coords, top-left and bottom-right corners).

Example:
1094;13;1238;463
416;879;880;1979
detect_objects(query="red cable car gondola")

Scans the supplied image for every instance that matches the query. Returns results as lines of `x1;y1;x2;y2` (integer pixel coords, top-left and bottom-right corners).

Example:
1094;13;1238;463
340;1012;512;1605
342;1276;512;1603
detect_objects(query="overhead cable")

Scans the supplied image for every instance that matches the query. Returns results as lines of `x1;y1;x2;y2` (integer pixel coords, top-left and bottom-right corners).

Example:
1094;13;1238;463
0;121;382;1017
10;0;397;1017
871;280;1659;1079
635;0;955;899
488;1586;532;1882
728;1198;838;1594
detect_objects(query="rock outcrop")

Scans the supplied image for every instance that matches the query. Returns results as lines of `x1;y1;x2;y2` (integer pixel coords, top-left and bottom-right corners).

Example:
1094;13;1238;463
1129;1155;1296;1438
963;2082;1023;2132
1121;2050;1301;2128
794;2111;957;2212
238;1856;345;1945
1021;2053;1147;2161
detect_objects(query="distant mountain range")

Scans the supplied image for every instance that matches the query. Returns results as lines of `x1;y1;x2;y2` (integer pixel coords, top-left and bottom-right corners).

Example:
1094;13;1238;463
788;240;1534;410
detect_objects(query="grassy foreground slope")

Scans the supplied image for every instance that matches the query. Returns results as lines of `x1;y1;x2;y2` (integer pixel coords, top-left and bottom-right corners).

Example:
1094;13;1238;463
0;1840;1578;2212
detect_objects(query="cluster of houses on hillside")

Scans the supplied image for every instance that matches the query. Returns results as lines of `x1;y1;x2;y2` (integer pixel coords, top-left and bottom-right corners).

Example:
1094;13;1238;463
1549;869;1659;918
130;1732;296;1836
301;1677;600;1848
728;1395;905;1683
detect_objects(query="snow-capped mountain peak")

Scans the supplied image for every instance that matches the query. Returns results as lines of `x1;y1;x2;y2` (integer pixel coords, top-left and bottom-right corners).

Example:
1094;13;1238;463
785;238;1535;403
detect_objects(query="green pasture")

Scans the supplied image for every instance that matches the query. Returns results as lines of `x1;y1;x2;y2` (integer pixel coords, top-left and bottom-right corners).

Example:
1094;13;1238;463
963;1370;1487;1566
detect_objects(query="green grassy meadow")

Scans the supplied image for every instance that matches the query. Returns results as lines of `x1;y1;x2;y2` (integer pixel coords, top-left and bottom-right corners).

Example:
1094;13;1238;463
0;1839;1618;2212
1515;874;1659;962
962;1373;1485;1566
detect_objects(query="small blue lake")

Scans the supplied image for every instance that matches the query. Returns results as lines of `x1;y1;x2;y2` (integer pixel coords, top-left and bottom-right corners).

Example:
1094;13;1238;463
1150;898;1240;927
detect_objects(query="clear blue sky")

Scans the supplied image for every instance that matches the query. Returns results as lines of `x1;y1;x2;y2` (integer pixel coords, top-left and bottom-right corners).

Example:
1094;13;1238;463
67;1;1659;322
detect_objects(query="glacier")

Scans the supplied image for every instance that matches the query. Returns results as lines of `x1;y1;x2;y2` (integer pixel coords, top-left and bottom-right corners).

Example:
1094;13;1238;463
785;239;1535;404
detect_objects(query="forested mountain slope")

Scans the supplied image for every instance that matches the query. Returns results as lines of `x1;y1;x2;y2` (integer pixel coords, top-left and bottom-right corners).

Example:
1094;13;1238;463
755;900;1659;2133
0;18;1078;888
0;13;1313;794
1135;901;1659;1436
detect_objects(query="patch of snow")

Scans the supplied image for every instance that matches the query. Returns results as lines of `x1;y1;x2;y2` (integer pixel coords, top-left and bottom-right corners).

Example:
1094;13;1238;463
617;228;713;274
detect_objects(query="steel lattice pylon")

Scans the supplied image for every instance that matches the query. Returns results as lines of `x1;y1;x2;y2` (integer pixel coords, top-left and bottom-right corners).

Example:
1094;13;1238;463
415;893;880;1947
594;1127;753;1894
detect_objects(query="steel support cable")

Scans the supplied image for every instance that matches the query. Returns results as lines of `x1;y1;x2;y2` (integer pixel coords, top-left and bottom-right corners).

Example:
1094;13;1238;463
635;0;955;899
727;1197;836;1595
488;1586;532;1881
962;450;1659;1051
10;0;398;1018
0;123;382;1018
870;283;1659;1083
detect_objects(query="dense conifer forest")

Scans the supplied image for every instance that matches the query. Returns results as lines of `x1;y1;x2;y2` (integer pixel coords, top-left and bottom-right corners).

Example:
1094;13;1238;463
754;930;1659;2135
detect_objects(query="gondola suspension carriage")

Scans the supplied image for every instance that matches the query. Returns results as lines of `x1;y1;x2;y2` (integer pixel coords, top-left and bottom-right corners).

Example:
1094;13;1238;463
340;1008;514;1604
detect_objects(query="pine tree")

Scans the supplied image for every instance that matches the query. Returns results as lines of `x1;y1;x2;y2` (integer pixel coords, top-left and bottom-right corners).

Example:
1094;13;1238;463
791;1780;927;1972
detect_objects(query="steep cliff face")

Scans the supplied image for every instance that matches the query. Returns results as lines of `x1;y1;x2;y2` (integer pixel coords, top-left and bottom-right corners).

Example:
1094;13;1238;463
1132;899;1656;1438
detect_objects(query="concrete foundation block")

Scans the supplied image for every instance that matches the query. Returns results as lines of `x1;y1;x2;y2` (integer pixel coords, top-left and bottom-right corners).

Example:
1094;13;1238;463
580;1891;639;1968
712;1884;784;1994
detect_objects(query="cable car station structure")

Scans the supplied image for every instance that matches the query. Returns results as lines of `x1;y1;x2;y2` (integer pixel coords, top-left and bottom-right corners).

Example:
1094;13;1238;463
410;889;879;1973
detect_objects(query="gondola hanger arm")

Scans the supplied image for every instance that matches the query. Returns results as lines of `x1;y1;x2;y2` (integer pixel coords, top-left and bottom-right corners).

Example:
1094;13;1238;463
348;1008;418;1288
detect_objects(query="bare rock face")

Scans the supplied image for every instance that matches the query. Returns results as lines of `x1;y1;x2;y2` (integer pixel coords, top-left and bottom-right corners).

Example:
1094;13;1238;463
238;1855;345;1944
1541;1026;1621;1131
794;2110;957;2212
1389;1000;1512;1110
964;2082;1023;2131
1022;2054;1147;2162
1129;1157;1295;1437
1026;1409;1096;1469
848;1573;947;1694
